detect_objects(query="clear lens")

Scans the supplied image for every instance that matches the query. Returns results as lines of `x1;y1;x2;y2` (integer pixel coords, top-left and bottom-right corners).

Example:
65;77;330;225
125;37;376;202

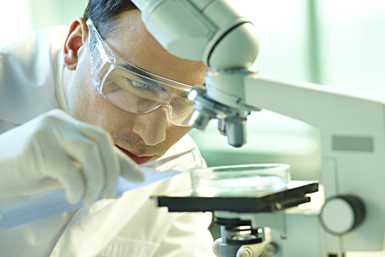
190;164;290;197
169;98;195;125
100;67;195;126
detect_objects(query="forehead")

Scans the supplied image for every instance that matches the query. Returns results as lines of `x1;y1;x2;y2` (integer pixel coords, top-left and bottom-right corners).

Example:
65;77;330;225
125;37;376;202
102;10;207;86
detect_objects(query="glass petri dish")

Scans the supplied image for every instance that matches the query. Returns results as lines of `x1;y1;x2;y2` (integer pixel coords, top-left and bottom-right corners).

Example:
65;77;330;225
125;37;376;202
190;164;290;197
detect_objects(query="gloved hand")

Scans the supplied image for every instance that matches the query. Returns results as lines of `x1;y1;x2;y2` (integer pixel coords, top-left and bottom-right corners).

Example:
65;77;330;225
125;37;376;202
0;109;144;206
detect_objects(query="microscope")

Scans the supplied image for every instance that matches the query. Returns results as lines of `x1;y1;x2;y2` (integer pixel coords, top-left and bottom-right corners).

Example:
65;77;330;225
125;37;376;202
132;1;385;256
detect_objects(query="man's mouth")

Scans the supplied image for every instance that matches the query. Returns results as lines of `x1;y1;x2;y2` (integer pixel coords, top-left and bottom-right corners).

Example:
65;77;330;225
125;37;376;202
115;145;154;164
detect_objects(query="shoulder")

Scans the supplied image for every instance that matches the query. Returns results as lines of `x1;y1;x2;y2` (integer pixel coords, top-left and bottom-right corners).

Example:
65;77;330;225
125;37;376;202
0;26;67;78
0;26;67;124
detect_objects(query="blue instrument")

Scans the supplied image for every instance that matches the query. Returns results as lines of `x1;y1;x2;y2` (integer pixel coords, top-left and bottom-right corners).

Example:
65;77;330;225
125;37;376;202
0;168;179;229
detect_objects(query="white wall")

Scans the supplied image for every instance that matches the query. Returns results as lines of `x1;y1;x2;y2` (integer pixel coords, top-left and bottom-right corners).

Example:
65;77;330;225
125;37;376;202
319;0;385;96
230;0;310;81
0;0;87;48
0;0;32;47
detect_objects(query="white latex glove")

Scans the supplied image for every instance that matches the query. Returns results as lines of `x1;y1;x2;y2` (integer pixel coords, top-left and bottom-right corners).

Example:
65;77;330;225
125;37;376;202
0;109;144;206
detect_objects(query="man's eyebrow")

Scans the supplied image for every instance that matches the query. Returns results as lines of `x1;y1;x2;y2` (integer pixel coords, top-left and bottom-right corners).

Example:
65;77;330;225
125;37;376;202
119;63;193;90
121;63;157;80
120;63;167;90
120;63;176;87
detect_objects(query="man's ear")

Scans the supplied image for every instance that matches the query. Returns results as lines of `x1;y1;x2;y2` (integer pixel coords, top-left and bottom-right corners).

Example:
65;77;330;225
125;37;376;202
63;18;88;70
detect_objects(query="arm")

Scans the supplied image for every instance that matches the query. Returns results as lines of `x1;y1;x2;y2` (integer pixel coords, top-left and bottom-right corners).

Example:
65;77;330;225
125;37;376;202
0;110;143;204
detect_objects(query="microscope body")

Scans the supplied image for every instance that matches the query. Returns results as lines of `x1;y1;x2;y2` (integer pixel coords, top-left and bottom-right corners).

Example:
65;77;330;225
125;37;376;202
131;0;385;256
210;75;385;256
213;76;385;256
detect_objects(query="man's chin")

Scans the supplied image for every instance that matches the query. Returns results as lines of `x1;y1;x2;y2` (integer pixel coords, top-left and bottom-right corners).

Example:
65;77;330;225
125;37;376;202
115;145;155;164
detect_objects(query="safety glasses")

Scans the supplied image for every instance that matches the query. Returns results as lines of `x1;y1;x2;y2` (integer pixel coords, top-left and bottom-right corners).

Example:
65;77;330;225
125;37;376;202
86;19;195;127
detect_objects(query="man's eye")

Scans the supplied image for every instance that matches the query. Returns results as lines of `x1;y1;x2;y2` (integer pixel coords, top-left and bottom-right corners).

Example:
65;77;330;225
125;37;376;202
131;80;150;89
130;80;165;93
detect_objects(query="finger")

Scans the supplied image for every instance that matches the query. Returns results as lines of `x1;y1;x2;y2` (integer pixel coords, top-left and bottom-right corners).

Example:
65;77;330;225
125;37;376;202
51;160;85;204
114;147;144;182
58;129;105;206
39;144;85;204
76;123;119;199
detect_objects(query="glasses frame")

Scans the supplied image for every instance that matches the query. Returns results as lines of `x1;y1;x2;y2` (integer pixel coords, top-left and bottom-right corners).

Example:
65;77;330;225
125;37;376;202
86;19;192;95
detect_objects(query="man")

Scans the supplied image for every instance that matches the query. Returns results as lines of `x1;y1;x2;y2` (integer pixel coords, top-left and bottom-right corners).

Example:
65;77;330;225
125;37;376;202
0;1;214;257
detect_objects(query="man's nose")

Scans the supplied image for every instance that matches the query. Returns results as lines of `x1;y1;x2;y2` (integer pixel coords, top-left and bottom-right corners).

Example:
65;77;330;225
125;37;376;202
132;107;169;146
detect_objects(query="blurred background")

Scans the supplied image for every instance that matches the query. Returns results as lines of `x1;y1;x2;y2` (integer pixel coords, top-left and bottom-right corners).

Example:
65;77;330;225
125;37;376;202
1;0;385;180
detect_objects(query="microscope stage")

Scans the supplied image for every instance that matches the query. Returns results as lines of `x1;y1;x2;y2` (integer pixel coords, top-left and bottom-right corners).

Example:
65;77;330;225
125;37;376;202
153;181;318;213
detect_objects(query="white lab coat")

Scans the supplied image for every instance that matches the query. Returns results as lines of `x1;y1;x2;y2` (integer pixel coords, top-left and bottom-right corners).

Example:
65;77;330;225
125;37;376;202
0;27;215;257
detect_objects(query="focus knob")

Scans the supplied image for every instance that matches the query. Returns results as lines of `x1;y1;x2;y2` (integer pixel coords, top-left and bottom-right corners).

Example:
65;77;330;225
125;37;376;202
320;195;366;235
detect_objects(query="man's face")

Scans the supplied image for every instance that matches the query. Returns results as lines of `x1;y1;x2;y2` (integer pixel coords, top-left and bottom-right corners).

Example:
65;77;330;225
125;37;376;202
62;10;206;164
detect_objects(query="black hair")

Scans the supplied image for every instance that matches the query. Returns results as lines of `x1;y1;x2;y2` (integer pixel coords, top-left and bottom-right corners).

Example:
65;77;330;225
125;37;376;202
83;0;137;36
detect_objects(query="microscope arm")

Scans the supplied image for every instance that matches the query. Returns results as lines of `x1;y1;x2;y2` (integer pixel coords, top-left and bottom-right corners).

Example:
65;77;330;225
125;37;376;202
243;74;382;133
244;74;385;253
